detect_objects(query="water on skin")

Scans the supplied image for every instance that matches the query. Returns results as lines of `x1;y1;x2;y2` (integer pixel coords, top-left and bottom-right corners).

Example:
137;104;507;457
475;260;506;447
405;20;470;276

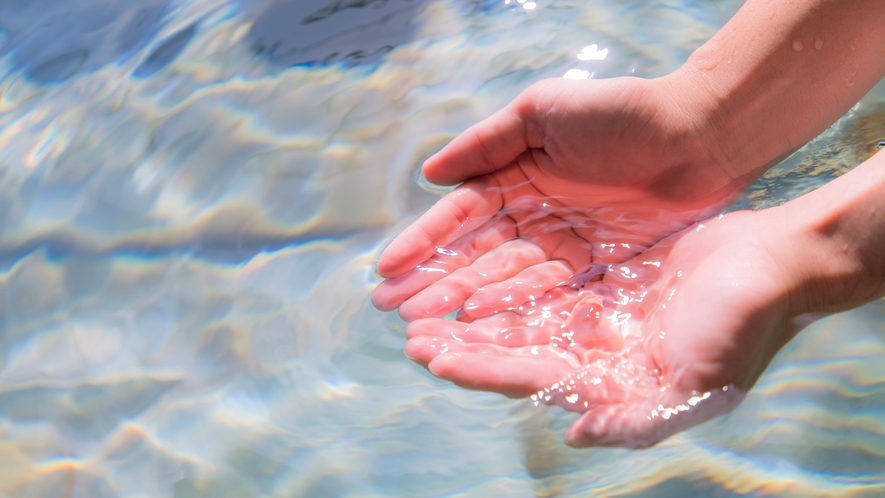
395;203;752;448
2;0;885;495
377;81;885;455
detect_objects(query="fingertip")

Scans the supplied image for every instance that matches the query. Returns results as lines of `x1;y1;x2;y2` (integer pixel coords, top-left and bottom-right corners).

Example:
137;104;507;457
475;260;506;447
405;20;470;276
460;299;488;321
376;248;411;280
370;282;402;312
375;230;436;279
564;414;606;448
422;106;529;185
370;297;397;313
426;352;460;378
455;308;474;323
397;301;428;322
398;290;456;322
422;143;478;186
460;288;488;320
564;425;593;448
564;409;661;449
459;301;506;322
421;152;457;186
403;336;440;367
375;262;395;280
404;318;439;339
422;151;439;168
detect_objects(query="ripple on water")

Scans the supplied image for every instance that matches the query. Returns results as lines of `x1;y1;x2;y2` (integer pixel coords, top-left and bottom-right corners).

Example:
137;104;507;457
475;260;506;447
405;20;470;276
1;0;884;495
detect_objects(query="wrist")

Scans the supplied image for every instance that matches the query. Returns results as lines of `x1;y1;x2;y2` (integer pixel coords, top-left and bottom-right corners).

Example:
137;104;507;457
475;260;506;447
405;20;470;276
656;64;789;184
763;155;885;316
660;0;885;187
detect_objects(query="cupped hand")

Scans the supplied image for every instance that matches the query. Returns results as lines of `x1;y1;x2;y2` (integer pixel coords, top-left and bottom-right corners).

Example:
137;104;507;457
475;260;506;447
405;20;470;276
402;209;807;448
373;75;752;321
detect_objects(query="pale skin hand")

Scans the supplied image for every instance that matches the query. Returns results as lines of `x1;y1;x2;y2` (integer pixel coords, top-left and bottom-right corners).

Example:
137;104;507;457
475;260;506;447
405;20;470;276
373;0;885;322
373;0;885;447
403;208;801;448
372;77;745;321
402;145;885;449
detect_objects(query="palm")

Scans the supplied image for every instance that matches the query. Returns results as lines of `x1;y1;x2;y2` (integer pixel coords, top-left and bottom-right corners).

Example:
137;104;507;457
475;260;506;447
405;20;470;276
402;211;801;448
373;77;748;321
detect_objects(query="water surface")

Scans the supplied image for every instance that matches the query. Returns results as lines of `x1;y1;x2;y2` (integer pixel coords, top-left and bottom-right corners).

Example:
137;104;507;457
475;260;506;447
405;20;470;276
1;0;885;496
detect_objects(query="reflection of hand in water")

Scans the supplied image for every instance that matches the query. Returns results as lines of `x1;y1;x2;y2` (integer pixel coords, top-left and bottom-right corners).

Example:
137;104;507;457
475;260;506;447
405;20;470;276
403;210;806;448
372;77;757;320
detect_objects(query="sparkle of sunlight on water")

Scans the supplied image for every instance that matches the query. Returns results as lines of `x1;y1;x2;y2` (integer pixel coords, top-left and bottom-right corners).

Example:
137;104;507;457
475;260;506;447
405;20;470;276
1;0;885;496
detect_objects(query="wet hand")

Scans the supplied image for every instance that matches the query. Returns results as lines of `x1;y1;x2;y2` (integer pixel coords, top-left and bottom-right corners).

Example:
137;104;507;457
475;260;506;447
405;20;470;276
374;76;749;320
402;210;807;448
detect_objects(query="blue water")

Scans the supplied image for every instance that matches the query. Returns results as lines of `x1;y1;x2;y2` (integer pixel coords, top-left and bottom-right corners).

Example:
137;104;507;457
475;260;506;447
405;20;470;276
1;0;885;496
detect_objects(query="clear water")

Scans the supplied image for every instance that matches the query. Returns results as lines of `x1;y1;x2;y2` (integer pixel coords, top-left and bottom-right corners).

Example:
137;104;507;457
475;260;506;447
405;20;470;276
1;0;884;496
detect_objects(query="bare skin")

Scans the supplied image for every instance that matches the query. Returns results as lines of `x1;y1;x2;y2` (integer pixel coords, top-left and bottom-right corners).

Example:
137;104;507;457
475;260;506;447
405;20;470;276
372;77;751;320
403;209;793;448
403;147;885;448
374;0;885;320
373;0;885;447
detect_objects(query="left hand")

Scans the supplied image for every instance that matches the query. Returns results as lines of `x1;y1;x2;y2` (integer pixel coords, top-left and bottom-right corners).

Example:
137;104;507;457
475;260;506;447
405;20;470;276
401;209;809;448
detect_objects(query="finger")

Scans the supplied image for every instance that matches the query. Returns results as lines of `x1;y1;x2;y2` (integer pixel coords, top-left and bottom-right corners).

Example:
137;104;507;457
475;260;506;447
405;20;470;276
417;341;577;398
463;260;573;319
565;387;745;449
507;285;582;321
377;177;504;279
565;403;678;449
397;238;549;321
563;295;625;353
422;103;531;186
371;216;516;311
455;308;474;323
565;405;643;448
407;334;637;409
405;333;510;368
507;210;594;275
405;312;564;348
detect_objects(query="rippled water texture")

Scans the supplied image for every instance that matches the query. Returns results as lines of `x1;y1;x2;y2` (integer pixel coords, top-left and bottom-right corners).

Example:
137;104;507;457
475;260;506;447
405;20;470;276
1;0;885;496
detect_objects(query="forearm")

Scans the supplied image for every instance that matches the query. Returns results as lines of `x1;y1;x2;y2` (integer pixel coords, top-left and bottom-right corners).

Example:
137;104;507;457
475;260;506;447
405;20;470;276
769;150;885;316
663;0;885;181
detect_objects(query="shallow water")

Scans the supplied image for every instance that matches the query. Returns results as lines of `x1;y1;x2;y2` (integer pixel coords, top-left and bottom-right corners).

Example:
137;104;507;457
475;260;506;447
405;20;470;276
1;0;885;496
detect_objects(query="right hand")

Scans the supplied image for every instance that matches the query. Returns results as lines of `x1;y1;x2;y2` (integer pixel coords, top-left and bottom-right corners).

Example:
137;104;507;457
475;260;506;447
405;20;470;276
373;75;757;321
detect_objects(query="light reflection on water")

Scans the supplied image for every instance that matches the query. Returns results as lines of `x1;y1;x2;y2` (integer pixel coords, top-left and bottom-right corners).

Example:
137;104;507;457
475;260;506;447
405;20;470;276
0;0;884;495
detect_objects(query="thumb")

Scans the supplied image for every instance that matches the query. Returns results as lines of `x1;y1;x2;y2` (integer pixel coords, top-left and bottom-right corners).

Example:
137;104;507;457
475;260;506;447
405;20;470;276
423;101;532;185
